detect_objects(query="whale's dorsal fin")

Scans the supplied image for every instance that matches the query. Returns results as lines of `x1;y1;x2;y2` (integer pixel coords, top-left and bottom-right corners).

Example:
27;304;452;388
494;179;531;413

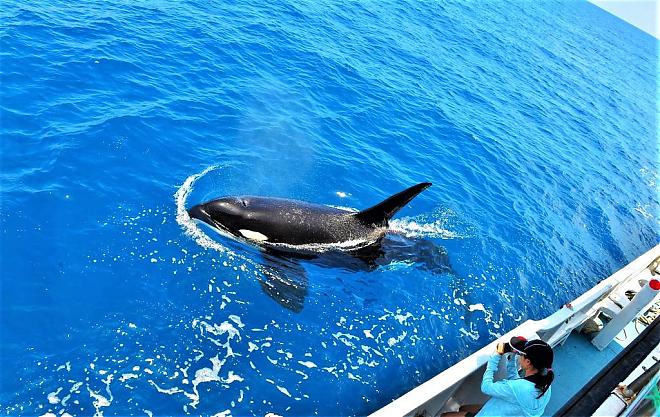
355;182;432;226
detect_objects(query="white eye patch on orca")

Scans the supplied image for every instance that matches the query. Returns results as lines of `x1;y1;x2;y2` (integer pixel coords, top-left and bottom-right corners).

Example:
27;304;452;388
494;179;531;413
239;229;269;241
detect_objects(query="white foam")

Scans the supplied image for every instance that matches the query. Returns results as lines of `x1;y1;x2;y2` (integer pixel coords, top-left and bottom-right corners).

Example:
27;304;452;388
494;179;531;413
189;358;224;407
329;205;358;212
56;362;71;372
387;331;407;347
228;315;244;328
297;361;317;368
120;373;138;382
394;312;413;324
225;371;244;384
149;380;184;395
174;166;238;256
348;373;360;381
47;387;62;404
87;384;112;417
390;209;468;239
210;411;232;417
276;386;292;397
333;332;359;348
195;319;241;343
458;327;480;341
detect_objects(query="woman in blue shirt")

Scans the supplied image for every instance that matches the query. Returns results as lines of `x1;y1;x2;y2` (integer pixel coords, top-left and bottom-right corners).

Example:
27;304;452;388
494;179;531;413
442;336;554;417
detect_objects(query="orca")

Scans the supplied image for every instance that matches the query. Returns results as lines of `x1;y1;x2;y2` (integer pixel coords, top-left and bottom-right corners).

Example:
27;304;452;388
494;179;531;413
187;182;432;252
187;183;448;312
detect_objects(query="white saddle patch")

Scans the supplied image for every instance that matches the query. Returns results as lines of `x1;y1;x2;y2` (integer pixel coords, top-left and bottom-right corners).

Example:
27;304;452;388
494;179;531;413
239;229;269;241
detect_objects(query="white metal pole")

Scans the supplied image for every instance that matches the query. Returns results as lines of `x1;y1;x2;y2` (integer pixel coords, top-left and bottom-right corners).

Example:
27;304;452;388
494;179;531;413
592;279;660;351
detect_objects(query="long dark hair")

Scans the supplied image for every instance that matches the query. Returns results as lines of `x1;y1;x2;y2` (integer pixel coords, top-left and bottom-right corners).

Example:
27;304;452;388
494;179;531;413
524;364;554;398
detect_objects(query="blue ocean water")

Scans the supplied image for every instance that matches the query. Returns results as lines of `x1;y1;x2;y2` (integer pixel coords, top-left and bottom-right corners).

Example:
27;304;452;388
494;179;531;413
1;0;658;415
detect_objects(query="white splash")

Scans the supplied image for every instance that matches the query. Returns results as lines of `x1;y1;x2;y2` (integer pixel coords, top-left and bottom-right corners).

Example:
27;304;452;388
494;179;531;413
174;166;269;280
120;373;138;382
228;315;245;328
210;411;232;417
276;385;292;397
87;384;112;417
149;380;184;395
459;327;480;341
47;387;63;404
329;205;358;212
297;361;317;368
390;217;462;239
174;165;237;255
394;312;413;324
387;331;407;346
56;362;71;372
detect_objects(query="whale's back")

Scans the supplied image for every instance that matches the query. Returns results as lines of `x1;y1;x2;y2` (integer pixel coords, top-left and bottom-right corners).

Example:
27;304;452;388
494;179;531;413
236;197;378;246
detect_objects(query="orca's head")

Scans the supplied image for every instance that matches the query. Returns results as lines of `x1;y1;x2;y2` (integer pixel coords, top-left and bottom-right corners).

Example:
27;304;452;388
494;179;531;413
188;197;254;236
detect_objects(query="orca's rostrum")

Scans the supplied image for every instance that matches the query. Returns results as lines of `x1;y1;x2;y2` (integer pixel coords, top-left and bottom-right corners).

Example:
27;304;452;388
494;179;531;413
188;182;432;252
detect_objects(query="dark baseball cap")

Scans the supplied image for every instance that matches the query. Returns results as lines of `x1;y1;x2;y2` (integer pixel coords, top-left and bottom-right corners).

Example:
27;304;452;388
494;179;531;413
510;336;554;370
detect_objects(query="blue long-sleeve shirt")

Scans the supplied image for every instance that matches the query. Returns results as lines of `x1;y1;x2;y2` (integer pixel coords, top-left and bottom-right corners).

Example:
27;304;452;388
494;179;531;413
475;353;551;417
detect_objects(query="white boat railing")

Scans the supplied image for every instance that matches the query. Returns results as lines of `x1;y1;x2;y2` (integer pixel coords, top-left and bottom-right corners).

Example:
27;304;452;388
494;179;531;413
368;244;660;417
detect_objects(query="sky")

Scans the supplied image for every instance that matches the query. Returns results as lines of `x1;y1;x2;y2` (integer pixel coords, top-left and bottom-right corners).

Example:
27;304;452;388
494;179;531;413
590;0;659;39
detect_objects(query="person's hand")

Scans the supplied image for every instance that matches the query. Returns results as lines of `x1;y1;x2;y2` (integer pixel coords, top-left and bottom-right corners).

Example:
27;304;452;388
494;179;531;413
496;343;506;355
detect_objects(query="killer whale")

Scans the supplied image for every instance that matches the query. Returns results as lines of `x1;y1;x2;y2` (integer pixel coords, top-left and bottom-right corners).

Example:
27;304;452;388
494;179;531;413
187;182;446;312
187;182;432;252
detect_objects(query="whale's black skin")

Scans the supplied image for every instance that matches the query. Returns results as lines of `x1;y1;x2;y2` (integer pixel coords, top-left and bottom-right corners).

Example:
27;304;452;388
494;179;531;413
187;183;443;312
188;182;433;250
188;196;378;247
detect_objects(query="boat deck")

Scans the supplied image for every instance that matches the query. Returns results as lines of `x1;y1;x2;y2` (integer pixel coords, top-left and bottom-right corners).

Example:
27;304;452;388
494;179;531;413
545;330;623;415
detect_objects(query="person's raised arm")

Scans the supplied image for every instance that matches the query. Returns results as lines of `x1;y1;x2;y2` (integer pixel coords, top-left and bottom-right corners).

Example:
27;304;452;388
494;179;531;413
481;345;516;400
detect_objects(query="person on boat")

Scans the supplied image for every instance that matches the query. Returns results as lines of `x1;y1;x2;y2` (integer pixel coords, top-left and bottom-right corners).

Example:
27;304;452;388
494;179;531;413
441;336;554;417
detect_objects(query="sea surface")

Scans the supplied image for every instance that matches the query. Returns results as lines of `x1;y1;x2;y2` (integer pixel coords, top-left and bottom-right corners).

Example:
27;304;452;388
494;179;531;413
1;0;658;416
